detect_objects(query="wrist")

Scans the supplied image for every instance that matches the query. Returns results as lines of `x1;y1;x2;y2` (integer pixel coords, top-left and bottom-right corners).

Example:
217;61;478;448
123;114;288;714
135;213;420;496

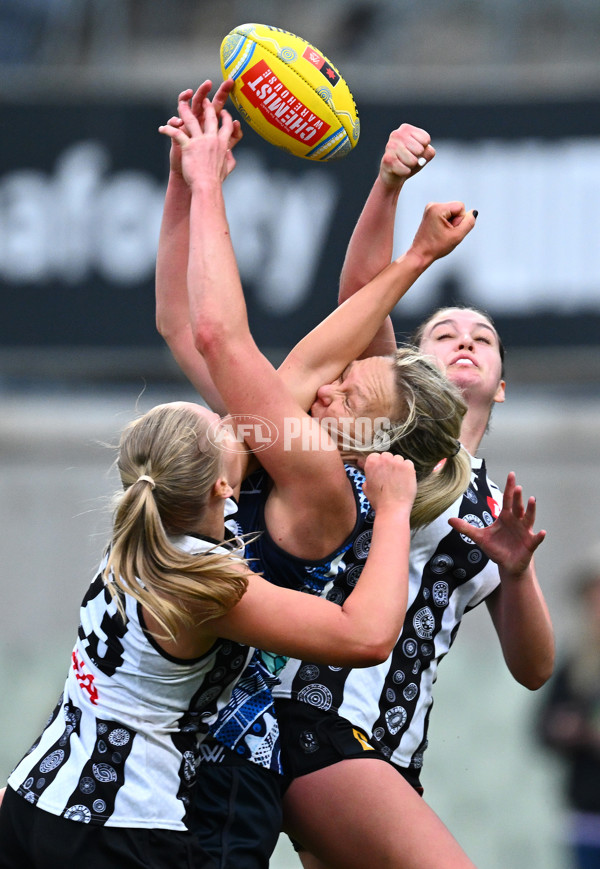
189;174;224;197
373;503;413;524
396;247;431;275
499;563;534;584
376;173;404;199
168;167;187;186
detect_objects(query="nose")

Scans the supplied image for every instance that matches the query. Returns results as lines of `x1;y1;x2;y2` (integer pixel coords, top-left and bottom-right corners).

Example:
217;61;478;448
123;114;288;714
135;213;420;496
316;383;333;406
457;332;475;350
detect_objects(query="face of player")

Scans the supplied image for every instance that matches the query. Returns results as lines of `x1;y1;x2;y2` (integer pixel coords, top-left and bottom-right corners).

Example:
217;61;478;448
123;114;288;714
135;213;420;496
310;356;399;447
417;308;505;407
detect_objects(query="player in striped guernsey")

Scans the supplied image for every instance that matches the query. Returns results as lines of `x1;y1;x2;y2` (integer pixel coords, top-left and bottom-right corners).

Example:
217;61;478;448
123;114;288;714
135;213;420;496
276;125;555;869
0;398;427;869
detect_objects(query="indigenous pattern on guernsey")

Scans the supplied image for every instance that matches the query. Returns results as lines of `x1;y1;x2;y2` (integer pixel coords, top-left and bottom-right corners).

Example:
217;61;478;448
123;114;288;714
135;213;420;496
7;509;266;830
201;497;283;773
273;455;502;777
208;464;374;761
209;649;281;772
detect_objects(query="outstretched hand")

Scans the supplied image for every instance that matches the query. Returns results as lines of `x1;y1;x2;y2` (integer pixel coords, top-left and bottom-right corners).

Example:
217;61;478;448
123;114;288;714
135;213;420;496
448;472;546;577
380;123;436;189
408;200;478;266
362;452;417;515
159;90;236;187
162;80;242;180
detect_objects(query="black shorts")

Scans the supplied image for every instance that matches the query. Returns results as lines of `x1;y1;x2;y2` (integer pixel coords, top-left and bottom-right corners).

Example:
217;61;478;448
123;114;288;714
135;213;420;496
193;740;285;869
275;698;423;795
0;785;216;869
276;700;423;855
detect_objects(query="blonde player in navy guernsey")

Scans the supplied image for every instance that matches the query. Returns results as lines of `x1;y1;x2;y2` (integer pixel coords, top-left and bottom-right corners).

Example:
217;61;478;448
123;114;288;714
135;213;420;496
272;129;554;869
155;83;502;869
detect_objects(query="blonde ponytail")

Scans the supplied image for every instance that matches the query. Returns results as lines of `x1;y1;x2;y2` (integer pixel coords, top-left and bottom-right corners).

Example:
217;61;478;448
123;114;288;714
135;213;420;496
410;444;471;528
104;404;249;640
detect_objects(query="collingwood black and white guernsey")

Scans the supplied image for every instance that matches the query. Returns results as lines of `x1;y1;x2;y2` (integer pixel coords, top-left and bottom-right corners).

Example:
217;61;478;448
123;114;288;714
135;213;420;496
6;509;278;830
269;455;503;777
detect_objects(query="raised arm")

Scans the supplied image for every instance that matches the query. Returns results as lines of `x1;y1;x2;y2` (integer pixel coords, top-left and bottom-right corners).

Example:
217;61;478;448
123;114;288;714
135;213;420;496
449;472;554;689
158;93;357;536
155;80;241;414
279;198;477;411
336;123;436;358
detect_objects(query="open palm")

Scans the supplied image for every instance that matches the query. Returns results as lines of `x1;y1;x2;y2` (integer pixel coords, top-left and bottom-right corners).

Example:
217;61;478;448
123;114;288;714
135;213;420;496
449;472;546;576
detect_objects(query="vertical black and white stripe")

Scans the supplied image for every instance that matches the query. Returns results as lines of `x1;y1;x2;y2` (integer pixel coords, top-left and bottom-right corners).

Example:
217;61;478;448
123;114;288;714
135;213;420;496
273;456;502;773
8;519;258;830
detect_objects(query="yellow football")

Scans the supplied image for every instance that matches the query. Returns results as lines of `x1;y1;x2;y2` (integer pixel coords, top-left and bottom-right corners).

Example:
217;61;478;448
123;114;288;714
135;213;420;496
220;23;360;161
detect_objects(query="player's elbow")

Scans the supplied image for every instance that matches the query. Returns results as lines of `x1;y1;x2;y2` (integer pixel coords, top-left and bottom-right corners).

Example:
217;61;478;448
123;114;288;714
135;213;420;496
350;635;396;668
155;311;180;348
514;652;555;691
191;319;223;362
524;661;555;691
520;672;551;691
155;305;171;341
364;645;394;667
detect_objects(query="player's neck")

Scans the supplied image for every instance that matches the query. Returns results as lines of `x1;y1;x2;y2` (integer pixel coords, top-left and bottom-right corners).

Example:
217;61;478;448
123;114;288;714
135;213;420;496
459;405;491;456
188;501;227;543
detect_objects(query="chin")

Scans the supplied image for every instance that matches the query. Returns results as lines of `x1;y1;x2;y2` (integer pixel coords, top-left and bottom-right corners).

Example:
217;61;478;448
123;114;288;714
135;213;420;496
448;367;478;384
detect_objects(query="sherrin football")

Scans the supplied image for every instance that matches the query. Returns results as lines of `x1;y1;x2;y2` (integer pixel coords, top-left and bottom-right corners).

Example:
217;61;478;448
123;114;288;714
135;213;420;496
220;23;359;161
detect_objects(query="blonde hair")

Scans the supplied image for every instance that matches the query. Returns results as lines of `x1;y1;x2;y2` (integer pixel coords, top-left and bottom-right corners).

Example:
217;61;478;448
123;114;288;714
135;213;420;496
340;347;471;528
104;403;248;640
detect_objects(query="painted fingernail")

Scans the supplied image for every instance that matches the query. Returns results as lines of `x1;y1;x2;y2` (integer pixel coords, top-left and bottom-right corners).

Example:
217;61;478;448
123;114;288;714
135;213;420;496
472;210;479;219
417;157;427;167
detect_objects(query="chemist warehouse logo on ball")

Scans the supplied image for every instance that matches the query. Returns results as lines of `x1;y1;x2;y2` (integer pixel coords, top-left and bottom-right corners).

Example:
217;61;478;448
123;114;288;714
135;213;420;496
240;59;331;145
207;415;392;454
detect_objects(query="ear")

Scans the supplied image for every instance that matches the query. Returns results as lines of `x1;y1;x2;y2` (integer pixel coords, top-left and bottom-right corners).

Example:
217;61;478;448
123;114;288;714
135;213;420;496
493;379;506;405
212;476;234;500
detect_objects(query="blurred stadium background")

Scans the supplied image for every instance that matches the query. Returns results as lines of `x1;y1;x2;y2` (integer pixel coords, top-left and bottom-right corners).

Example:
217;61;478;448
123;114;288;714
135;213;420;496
1;2;600;867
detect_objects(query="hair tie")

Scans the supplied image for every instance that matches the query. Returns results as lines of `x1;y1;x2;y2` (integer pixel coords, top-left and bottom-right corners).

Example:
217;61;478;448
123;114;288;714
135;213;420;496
137;474;156;489
450;440;461;458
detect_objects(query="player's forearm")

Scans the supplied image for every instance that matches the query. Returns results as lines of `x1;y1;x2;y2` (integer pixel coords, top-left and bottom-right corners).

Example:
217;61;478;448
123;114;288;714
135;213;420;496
339;176;401;302
280;250;427;408
492;565;555;689
155;171;192;339
187;179;251;362
341;504;412;659
338;176;400;358
155;174;227;412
